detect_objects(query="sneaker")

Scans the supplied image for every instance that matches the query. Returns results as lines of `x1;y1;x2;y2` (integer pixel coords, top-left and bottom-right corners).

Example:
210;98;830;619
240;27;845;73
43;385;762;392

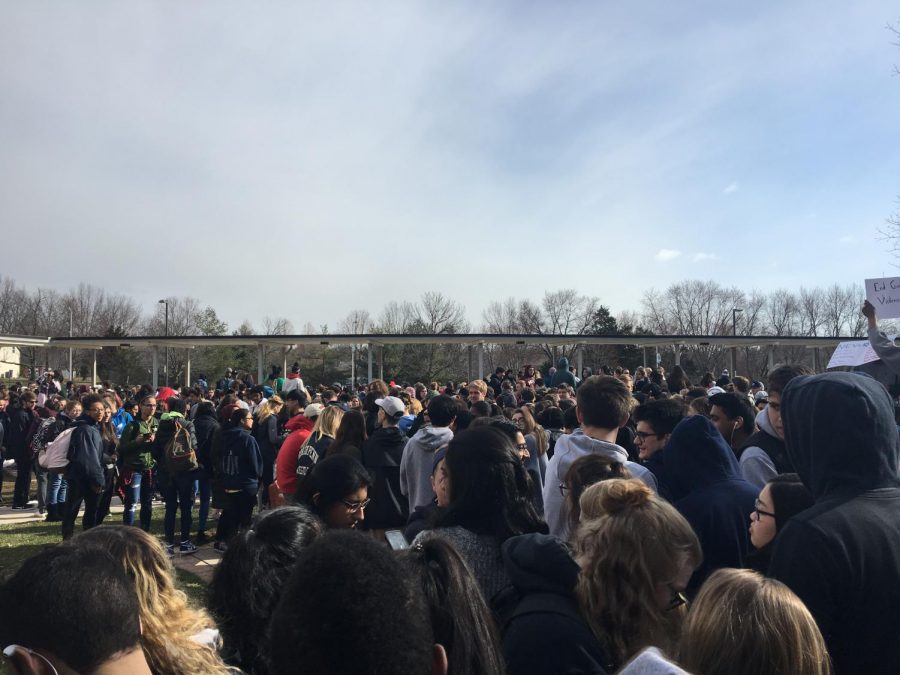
195;531;210;545
165;544;175;557
213;541;228;553
179;540;198;555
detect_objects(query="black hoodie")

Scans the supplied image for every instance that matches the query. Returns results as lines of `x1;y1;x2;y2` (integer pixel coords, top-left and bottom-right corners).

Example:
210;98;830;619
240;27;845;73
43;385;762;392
361;425;409;530
500;533;610;675
769;372;900;675
654;415;757;595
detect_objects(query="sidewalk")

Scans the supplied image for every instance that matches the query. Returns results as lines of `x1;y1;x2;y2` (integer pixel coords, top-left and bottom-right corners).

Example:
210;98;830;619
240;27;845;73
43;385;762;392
0;491;223;584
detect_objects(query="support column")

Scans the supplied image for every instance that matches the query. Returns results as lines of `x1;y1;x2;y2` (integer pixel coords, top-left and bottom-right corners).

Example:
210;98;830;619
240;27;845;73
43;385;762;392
378;346;384;381
91;350;98;388
477;343;484;380
257;344;264;385
283;352;288;382
351;345;356;387
467;346;473;381
674;345;681;367
185;349;191;388
654;346;660;369
729;347;736;377
367;343;373;382
767;346;776;373
642;347;647;368
151;349;159;389
814;348;821;373
576;344;583;378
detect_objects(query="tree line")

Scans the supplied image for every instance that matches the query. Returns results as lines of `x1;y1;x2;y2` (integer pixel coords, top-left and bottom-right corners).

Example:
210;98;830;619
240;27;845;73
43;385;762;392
0;275;874;385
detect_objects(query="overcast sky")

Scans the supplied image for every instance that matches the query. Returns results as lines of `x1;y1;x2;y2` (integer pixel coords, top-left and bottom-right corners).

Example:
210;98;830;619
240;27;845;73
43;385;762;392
2;2;898;333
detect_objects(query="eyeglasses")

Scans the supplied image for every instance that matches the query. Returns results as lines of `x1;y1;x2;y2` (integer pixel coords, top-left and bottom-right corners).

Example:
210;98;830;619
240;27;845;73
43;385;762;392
634;431;663;440
3;645;60;674
342;498;371;513
753;501;776;520
88;407;106;414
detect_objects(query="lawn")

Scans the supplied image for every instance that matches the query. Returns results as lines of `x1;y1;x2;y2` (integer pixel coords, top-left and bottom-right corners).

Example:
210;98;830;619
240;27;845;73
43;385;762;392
0;483;209;606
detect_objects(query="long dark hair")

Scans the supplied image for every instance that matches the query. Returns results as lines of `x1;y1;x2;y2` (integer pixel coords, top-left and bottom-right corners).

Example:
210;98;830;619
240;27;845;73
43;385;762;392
209;507;321;673
295;454;372;517
437;426;547;540
403;538;505;675
331;409;367;453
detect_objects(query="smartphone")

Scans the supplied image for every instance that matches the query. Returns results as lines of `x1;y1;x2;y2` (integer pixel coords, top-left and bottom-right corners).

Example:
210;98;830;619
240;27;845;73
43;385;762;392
384;529;409;551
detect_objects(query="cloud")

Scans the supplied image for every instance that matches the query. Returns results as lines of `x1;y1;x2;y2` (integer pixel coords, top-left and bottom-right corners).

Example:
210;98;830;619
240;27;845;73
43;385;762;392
723;182;738;194
655;249;682;262
838;235;856;244
692;252;720;262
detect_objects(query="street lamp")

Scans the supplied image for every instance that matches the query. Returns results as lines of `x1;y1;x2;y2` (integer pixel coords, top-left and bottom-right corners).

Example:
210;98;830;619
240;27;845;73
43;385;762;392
732;308;743;376
158;299;168;387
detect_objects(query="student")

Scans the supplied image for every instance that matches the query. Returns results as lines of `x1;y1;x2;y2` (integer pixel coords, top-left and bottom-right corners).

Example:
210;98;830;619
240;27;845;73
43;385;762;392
403;537;505;675
542;376;657;541
770;372;900;674
400;395;456;512
61;394;106;540
746;473;814;573
679;568;832;675
209;506;321;673
360;397;408;532
0;545;153;674
268;531;448;675
296;454;373;530
72;525;231;675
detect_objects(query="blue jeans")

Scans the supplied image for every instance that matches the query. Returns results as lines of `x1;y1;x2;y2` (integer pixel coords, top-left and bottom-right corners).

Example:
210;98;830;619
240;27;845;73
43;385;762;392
123;469;153;530
196;472;212;534
161;471;197;544
47;472;68;506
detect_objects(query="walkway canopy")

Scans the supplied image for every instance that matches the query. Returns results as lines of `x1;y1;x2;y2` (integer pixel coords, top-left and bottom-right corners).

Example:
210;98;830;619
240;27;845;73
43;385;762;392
0;332;856;388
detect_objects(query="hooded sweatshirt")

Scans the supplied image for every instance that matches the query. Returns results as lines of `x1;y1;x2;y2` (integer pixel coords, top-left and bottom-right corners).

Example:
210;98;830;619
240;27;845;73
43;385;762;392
66;414;105;488
550;357;577;388
361;425;409;529
275;415;315;495
542;429;658;541
281;371;305;395
654;415;757;595
736;405;792;489
769;372;900;675
400;425;454;511
501;533;610;675
220;425;263;494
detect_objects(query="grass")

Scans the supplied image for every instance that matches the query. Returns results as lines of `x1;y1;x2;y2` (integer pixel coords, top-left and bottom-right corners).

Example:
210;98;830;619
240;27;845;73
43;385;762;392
0;482;209;606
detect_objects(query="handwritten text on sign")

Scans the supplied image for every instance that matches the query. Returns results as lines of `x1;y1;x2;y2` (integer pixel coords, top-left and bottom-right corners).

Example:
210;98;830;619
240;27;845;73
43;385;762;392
865;277;900;319
826;340;887;369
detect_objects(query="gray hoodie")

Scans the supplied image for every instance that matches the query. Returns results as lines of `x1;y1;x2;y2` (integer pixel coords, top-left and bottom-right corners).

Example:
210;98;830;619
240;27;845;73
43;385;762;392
738;405;779;488
542;428;658;540
399;425;454;511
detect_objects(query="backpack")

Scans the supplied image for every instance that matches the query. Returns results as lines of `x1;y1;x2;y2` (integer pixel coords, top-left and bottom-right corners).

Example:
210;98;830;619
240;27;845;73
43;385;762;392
164;419;199;473
39;427;75;473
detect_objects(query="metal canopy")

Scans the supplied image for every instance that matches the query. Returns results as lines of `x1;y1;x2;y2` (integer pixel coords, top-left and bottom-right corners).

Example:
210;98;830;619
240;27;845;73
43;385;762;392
0;332;856;350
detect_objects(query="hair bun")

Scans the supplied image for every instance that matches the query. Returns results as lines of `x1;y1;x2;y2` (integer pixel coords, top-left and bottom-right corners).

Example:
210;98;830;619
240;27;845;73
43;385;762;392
600;479;652;514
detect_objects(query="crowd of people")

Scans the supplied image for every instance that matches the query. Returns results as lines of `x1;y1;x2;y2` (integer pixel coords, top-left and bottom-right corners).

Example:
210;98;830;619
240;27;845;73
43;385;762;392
1;304;899;674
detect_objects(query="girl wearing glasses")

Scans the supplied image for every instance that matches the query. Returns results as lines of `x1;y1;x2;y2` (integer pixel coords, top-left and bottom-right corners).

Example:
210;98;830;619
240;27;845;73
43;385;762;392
747;473;814;574
296;454;373;530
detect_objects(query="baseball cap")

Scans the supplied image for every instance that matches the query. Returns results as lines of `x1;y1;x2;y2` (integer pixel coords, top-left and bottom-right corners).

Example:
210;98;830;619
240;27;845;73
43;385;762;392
304;403;324;418
375;396;405;419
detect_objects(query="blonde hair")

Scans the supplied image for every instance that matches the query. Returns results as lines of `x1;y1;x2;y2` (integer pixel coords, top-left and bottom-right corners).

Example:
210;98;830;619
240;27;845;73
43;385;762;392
678;568;831;675
468;379;488;395
408;397;423;415
72;525;230;675
303;405;344;447
574;479;702;669
256;395;283;425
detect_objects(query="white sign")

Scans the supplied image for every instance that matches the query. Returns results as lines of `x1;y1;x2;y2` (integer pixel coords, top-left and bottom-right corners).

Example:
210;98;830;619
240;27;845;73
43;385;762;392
827;340;885;369
865;277;900;320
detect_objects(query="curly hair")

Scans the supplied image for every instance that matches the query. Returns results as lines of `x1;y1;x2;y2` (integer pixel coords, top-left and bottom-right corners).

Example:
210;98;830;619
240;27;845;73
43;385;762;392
574;479;702;669
71;525;231;675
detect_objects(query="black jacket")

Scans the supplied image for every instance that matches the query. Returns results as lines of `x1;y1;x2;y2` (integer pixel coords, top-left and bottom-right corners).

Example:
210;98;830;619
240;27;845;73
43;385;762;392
3;405;36;460
193;410;220;474
361;426;409;529
151;413;199;480
500;533;610;675
654;415;758;595
66;415;105;488
769;372;900;675
220;426;263;494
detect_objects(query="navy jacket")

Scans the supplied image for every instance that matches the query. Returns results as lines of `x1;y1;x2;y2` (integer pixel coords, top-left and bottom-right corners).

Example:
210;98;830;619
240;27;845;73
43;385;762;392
770;372;900;675
500;533;610;675
3;405;36;460
654;415;757;595
220;426;263;494
66;415;105;488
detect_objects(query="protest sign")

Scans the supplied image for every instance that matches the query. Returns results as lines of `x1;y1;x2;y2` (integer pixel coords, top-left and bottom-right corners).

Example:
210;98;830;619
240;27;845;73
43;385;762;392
865;277;900;319
827;340;889;369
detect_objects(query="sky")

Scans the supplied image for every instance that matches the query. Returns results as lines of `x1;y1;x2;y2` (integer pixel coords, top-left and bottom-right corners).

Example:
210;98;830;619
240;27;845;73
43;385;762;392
1;1;899;333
